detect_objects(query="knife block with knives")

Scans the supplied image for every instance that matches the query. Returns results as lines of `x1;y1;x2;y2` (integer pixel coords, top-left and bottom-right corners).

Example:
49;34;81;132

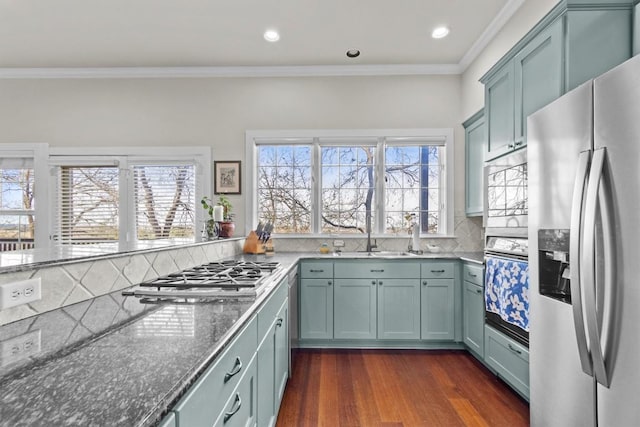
243;221;274;254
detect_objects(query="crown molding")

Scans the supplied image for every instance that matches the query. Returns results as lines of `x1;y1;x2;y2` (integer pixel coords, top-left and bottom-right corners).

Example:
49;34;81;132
458;0;526;72
0;63;462;79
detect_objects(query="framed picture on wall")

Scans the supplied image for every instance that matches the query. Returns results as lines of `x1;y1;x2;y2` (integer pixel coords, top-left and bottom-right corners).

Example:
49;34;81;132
214;161;241;194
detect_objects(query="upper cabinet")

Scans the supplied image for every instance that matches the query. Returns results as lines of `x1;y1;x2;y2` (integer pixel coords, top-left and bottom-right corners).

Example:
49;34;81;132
463;110;485;216
481;0;634;162
635;3;640;56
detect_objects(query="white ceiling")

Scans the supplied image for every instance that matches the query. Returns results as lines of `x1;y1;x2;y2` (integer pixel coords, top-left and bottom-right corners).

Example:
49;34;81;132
0;0;523;75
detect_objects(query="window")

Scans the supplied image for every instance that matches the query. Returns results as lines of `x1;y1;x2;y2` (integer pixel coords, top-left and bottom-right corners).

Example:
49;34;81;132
50;147;210;248
0;159;36;250
247;130;453;237
0;144;48;251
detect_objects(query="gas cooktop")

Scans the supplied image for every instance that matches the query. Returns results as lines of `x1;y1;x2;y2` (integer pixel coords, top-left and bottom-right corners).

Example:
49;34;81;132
122;260;282;299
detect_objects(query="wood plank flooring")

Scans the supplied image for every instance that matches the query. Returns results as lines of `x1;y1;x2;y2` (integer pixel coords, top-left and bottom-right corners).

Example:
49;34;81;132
276;349;529;427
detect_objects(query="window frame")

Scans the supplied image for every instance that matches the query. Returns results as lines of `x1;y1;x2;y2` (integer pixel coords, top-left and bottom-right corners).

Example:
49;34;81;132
48;146;211;249
246;129;454;237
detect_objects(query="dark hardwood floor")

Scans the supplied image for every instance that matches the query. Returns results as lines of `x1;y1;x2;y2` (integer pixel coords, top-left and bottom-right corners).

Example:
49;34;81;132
276;349;529;426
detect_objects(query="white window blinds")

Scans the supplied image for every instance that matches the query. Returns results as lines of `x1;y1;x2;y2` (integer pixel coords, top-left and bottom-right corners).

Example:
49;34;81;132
53;166;119;243
133;164;195;240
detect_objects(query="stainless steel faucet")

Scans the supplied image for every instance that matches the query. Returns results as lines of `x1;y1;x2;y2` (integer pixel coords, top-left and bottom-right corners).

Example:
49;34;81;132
365;210;377;252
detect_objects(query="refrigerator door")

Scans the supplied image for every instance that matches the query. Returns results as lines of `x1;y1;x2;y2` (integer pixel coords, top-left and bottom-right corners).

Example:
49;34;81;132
527;81;596;427
593;54;640;426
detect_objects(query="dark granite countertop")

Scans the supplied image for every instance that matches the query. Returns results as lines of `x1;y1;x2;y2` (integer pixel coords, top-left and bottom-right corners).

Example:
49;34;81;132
0;251;482;426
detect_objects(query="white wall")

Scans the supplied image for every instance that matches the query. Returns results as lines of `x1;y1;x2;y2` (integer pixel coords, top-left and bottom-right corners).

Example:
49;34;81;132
461;0;560;120
0;75;464;232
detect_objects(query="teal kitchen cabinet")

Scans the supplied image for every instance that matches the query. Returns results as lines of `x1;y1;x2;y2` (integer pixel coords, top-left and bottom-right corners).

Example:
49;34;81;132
420;262;456;341
377;278;421;340
514;18;563;147
334;278;378;339
463;109;486;216
333;261;421;340
173;316;258;427
635;2;640;56
462;263;485;358
213;355;258;427
299;261;333;340
482;1;633;162
484;61;515;161
485;325;530;401
257;280;288;427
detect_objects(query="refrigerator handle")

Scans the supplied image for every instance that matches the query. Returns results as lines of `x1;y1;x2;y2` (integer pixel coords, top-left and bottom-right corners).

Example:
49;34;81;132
583;147;610;387
570;150;593;377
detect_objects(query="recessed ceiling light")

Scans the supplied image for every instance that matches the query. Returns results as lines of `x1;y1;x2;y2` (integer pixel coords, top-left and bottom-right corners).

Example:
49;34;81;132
431;26;450;39
346;49;361;58
264;29;280;42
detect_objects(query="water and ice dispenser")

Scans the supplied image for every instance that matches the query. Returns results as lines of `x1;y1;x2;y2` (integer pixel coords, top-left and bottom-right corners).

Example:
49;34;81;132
538;229;572;304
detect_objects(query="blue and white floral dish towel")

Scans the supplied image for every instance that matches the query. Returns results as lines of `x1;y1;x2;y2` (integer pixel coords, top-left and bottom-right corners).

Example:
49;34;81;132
485;256;530;332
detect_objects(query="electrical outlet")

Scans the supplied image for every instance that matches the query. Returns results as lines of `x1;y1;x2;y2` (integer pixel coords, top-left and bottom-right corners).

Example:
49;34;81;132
333;240;345;248
0;278;41;310
0;330;41;367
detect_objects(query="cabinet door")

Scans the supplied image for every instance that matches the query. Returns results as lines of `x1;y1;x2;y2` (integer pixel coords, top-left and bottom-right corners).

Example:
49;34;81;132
463;281;485;357
514;18;563;146
378;279;421;340
485;61;515;161
421;278;455;340
257;322;276;427
274;301;289;407
464;110;485;216
300;278;333;339
334;279;377;340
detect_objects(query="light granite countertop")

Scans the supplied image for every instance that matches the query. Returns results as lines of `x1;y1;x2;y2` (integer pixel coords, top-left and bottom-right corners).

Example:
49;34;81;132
0;251;482;427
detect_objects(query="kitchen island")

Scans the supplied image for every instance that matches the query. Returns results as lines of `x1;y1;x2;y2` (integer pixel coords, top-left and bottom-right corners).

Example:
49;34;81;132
0;251;481;427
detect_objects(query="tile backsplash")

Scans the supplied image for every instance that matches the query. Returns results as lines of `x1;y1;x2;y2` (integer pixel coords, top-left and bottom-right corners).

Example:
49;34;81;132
0;239;244;326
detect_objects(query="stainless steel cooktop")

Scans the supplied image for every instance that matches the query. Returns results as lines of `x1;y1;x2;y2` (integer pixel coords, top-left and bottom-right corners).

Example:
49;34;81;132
122;260;282;300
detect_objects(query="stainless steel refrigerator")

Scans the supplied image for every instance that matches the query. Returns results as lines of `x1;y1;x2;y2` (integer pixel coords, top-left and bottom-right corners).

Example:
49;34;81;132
528;54;640;426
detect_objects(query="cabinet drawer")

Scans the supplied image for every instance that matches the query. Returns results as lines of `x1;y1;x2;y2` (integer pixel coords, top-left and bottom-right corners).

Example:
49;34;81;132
258;279;288;339
421;262;455;279
214;354;257;427
463;263;484;286
334;261;420;279
300;262;333;278
173;316;258;427
484;325;529;400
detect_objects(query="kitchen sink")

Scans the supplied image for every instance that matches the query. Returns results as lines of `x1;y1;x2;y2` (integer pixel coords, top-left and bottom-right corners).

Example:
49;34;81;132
332;251;417;257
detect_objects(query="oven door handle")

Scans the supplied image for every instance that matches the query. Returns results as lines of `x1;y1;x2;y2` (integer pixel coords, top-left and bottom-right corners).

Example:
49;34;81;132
583;148;610;387
570;150;593;377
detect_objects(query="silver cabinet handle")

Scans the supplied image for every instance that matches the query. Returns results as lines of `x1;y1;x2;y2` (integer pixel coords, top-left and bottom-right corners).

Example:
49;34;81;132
309;269;324;273
570;150;593;377
372;280;377;285
224;357;243;383
422;281;427;286
583;148;609;387
514;140;524;147
327;280;332;286
507;343;522;355
508;143;515;149
223;393;242;423
276;318;283;327
431;269;446;273
475;288;482;294
370;269;384;273
379;281;383;286
467;272;478;278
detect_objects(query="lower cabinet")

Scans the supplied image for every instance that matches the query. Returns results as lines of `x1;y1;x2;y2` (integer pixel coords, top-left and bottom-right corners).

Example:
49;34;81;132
484;325;530;401
214;356;257;427
462;263;485;358
172;316;258;427
334;278;377;340
257;283;289;427
170;280;289;427
421;279;455;340
377;279;421;340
